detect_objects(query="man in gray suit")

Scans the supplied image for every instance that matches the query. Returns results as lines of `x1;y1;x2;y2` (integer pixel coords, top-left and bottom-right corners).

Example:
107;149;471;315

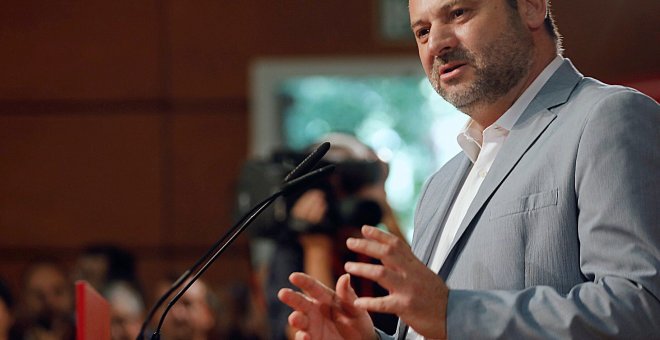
277;0;660;338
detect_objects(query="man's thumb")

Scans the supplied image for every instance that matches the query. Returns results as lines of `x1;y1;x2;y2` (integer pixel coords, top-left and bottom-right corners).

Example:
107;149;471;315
336;273;360;307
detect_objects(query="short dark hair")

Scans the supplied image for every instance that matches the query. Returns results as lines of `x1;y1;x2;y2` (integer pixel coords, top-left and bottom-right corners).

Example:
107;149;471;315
0;277;13;308
506;0;562;51
82;244;137;283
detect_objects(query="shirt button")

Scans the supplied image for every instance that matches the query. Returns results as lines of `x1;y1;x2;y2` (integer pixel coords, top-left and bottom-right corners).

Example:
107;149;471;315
478;169;488;178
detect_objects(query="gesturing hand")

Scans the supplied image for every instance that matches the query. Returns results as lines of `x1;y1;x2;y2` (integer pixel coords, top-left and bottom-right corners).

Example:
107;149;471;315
345;225;449;339
278;272;377;340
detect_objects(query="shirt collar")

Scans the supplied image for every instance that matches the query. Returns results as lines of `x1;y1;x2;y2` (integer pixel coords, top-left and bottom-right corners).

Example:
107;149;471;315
457;120;482;163
457;55;564;163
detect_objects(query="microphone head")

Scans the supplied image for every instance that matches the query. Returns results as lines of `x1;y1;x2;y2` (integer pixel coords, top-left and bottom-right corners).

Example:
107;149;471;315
281;164;335;195
283;142;331;183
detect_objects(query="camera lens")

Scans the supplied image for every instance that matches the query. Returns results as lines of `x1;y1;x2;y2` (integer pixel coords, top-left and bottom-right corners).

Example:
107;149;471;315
338;198;383;228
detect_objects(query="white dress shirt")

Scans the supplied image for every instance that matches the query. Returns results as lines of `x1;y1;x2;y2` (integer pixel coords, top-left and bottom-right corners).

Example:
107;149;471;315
407;55;564;339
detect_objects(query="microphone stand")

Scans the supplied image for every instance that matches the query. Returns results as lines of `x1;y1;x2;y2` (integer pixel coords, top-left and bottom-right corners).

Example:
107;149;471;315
150;190;280;340
136;158;334;340
137;142;331;340
136;196;264;340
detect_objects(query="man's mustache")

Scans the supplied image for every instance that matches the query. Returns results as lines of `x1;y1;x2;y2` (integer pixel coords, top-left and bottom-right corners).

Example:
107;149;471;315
435;47;475;66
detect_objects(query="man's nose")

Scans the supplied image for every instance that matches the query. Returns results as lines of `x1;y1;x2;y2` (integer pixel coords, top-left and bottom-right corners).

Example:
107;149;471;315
428;24;458;57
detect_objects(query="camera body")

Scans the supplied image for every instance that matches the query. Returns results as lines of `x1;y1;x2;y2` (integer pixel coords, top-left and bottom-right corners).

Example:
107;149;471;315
235;149;384;239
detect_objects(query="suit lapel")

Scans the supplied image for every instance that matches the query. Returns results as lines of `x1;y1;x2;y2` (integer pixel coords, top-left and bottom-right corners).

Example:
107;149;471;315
397;148;471;340
417;157;472;266
438;60;583;277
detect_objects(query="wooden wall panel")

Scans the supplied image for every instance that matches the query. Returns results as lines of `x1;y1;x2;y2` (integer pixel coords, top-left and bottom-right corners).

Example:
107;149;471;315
248;1;379;52
0;112;162;247
166;109;248;247
549;0;660;82
166;1;411;99
0;2;161;100
167;2;259;99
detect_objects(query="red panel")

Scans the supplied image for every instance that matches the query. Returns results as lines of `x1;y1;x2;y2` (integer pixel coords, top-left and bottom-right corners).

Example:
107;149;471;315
76;280;111;340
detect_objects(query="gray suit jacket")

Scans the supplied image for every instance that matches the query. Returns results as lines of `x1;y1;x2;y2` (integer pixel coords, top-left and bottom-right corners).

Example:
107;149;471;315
379;60;660;339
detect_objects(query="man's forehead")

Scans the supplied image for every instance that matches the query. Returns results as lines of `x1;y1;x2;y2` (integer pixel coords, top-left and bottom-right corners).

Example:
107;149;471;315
410;0;483;8
410;0;482;27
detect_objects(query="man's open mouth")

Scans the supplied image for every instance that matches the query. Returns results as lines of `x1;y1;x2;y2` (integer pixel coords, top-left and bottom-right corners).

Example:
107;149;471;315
441;63;467;74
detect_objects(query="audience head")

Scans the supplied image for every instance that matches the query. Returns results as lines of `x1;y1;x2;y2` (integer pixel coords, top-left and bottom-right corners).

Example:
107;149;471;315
16;258;74;339
0;278;14;340
156;277;218;340
105;281;145;340
74;244;137;292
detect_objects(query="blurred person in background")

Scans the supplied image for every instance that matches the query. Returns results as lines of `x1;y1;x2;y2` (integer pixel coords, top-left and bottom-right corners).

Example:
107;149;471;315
263;133;405;339
0;278;17;340
73;244;139;294
104;281;145;340
216;282;264;340
153;277;219;340
13;259;75;340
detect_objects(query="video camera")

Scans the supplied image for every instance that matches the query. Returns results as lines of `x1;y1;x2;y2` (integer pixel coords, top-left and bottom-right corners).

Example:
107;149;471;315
235;149;384;239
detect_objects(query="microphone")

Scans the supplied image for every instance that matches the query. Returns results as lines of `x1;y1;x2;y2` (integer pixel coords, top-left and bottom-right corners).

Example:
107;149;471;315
281;164;335;194
137;143;333;340
284;141;330;182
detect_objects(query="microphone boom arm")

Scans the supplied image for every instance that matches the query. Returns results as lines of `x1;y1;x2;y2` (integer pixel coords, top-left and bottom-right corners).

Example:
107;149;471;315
139;163;335;340
150;190;282;339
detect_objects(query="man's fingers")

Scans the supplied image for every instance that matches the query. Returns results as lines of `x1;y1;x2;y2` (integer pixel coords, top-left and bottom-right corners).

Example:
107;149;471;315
278;288;313;312
289;272;336;305
288;311;310;331
346;237;388;259
344;262;399;291
361;225;396;242
335;273;363;316
346;226;410;267
336;273;357;298
353;296;399;314
294;332;311;340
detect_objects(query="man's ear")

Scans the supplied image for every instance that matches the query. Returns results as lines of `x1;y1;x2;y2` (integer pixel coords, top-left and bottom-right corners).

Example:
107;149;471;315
518;0;547;30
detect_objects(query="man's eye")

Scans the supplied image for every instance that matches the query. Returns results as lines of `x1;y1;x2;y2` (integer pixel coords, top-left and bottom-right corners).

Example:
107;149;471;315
416;28;430;38
451;9;466;19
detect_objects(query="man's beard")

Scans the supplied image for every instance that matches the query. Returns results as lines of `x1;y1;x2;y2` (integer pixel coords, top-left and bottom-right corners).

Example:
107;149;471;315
430;17;534;111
